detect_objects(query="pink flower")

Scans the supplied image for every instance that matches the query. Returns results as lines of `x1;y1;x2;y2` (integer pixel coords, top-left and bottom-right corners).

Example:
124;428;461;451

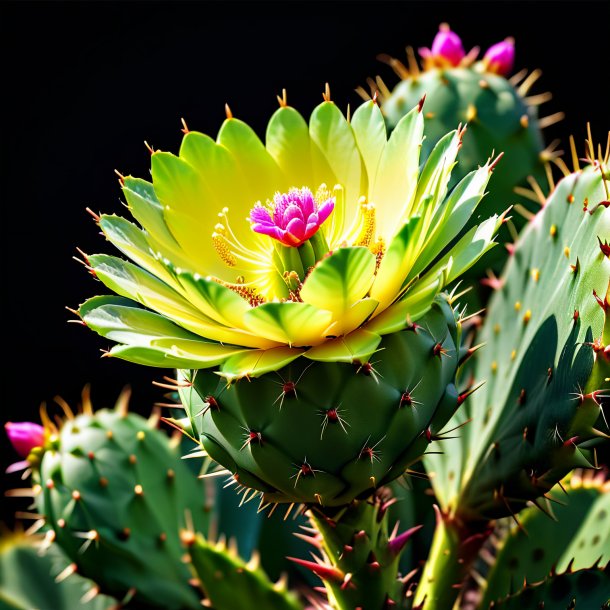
250;187;334;247
484;38;515;75
420;24;465;67
5;421;44;457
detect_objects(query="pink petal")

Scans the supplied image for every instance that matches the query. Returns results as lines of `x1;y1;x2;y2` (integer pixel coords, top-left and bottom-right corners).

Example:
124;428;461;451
316;199;335;225
282;203;305;227
285;217;306;241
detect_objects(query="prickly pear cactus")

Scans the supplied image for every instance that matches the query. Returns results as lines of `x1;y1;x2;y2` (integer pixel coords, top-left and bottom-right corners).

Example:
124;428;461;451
374;24;551;235
481;470;610;607
30;390;211;609
78;93;504;508
0;534;116;610
425;160;610;523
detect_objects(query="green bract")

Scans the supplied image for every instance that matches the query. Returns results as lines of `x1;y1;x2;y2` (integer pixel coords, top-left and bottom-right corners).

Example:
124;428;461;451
79;98;503;379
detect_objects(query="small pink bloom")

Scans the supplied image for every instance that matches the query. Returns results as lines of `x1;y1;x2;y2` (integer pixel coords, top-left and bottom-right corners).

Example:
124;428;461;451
250;187;334;247
420;23;465;67
5;422;44;457
484;38;515;75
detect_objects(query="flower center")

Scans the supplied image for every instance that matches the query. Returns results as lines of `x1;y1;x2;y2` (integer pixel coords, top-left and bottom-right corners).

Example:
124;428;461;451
249;187;335;247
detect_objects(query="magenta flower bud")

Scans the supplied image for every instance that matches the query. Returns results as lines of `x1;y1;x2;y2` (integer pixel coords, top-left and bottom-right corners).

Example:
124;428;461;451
5;421;45;457
250;187;334;248
421;23;465;67
484;37;515;75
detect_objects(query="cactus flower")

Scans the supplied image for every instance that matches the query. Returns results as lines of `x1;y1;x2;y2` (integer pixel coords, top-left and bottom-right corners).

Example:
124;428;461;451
78;94;506;506
420;23;465;67
5;422;44;457
484;37;515;75
79;97;503;378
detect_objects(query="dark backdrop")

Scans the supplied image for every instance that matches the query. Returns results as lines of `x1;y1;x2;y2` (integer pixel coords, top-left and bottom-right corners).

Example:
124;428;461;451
1;1;607;521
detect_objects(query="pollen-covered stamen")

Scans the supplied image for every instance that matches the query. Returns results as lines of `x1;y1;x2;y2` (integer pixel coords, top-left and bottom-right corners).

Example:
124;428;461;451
212;208;270;270
250;187;334;248
353;198;377;247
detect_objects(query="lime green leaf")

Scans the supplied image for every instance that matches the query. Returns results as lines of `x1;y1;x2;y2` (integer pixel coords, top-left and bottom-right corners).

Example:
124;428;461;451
372;104;424;241
242;302;332;346
107;344;224;369
351;100;387;189
412;130;460;218
300;246;376;318
266;106;314;187
99;215;183;286
175;272;252;329
87;254;273;348
178;131;258;248
369;216;421;310
80;295;198;346
122;177;180;251
304;329;382;363
217;118;286;203
309;102;362;241
219;346;304;380
407;165;491;281
323;298;379;337
365;273;444;335
419;215;501;288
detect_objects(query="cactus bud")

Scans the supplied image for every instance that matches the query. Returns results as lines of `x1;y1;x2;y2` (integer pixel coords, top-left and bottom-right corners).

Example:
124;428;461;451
484;38;515;75
420;23;465;67
5;422;44;457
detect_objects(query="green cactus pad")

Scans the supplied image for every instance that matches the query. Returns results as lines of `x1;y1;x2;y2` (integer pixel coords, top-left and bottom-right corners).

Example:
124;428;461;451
425;163;610;522
0;534;116;610
488;564;610;609
184;533;303;610
180;295;462;506
33;393;210;609
481;470;610;607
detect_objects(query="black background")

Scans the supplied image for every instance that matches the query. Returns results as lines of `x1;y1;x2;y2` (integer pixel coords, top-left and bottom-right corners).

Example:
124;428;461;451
1;1;607;521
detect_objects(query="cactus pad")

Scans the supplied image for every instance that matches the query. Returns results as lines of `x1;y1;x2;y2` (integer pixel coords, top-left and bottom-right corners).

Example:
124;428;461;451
425;161;610;522
33;392;210;609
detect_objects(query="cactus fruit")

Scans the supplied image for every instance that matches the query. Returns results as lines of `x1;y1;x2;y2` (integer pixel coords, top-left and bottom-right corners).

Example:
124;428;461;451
481;469;610;607
77;92;506;507
373;24;552;242
183;532;303;610
0;533;116;610
24;389;211;609
425;158;610;523
488;564;610;609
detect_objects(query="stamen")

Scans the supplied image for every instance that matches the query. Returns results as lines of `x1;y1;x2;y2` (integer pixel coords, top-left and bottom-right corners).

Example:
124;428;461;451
354;200;376;247
212;231;237;267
